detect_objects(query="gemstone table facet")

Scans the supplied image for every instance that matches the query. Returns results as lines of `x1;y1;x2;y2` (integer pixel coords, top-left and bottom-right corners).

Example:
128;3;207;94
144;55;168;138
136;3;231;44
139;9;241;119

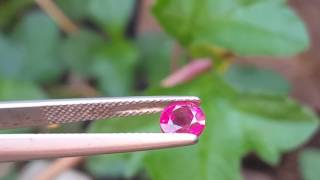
160;101;206;137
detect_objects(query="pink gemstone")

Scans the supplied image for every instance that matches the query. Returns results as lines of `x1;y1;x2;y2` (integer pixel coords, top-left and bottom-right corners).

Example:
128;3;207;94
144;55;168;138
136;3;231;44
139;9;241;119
160;101;206;137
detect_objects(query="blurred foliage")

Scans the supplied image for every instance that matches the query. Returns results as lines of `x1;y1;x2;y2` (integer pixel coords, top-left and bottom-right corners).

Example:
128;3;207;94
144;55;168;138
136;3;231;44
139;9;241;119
300;149;320;180
0;0;318;180
224;64;290;95
0;0;33;28
56;0;89;20
61;29;103;76
153;0;309;57
88;73;317;180
89;0;135;38
144;73;317;180
13;11;63;83
136;32;174;85
90;41;138;96
87;114;158;178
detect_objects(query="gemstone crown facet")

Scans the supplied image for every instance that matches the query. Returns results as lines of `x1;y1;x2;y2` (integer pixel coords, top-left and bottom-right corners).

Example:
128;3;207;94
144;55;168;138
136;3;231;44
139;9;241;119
160;101;205;137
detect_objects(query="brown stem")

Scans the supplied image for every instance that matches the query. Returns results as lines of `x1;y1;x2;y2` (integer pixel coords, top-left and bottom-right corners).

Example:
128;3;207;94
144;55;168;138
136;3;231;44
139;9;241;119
35;0;78;34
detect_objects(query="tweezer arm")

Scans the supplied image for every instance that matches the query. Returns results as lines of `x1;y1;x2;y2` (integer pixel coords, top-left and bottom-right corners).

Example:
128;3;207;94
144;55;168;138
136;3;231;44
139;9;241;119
0;96;200;129
0;133;198;162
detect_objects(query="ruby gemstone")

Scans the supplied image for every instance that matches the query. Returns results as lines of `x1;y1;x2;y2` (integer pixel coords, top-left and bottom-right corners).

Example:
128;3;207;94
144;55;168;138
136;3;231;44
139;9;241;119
160;101;206;137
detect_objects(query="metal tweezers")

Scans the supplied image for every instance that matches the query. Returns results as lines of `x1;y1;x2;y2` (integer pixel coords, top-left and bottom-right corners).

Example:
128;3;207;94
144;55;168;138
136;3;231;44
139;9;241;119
0;96;200;162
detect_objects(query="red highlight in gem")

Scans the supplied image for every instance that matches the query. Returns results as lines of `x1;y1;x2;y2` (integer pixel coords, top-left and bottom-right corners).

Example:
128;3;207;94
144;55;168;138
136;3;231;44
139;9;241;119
160;101;205;137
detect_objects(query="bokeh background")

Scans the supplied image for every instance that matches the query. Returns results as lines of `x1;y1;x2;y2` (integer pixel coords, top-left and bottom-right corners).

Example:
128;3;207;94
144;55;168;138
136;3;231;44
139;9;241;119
0;0;320;180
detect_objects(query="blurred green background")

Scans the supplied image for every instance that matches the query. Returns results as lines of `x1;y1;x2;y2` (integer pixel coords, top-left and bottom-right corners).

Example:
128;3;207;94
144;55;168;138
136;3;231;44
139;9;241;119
0;0;320;179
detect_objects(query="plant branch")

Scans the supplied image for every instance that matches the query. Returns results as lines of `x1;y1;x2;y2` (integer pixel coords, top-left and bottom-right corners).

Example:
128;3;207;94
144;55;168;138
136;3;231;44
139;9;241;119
35;0;78;34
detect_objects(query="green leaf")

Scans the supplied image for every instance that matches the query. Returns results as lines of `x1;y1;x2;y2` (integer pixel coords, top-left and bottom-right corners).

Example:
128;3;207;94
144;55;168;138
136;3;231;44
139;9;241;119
13;11;63;83
86;152;145;178
0;127;33;134
89;0;135;38
86;114;159;178
56;0;89;20
231;94;317;164
145;146;202;180
0;34;25;79
90;41;138;96
299;149;320;180
153;0;309;56
136;32;174;85
61;29;103;76
0;79;46;100
224;64;290;94
145;73;318;180
87;115;158;133
0;0;33;28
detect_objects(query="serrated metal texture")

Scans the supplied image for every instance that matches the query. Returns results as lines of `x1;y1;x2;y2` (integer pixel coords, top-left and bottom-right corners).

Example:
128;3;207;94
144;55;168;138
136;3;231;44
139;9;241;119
0;96;200;129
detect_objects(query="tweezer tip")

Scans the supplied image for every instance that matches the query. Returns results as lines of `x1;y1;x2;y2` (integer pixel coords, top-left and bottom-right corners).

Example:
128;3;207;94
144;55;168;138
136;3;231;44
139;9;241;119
159;133;199;146
179;133;199;144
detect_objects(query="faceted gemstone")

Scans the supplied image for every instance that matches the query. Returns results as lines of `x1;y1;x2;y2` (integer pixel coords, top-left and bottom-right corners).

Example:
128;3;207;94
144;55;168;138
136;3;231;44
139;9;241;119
160;101;206;137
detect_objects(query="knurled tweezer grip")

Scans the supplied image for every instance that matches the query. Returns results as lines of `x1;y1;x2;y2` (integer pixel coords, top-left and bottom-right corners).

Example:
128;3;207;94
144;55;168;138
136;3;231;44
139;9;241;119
0;96;200;129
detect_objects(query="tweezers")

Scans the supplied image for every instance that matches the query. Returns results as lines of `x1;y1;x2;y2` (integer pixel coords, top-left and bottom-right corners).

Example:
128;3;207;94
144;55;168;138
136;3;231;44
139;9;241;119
0;96;200;162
